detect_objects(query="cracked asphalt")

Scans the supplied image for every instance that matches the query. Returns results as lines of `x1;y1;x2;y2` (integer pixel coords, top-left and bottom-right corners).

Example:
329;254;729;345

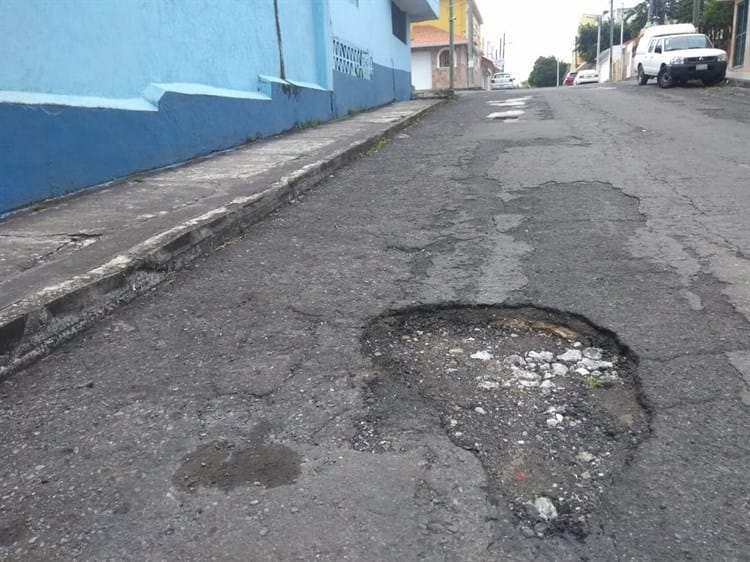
2;81;750;560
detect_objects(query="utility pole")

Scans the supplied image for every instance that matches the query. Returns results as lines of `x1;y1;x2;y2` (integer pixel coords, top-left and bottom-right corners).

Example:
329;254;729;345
502;33;506;71
596;15;601;76
609;0;614;82
692;0;701;29
449;0;454;93
621;1;626;81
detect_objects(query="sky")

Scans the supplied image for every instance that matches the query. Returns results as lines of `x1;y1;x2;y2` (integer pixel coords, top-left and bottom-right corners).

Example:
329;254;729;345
475;0;640;82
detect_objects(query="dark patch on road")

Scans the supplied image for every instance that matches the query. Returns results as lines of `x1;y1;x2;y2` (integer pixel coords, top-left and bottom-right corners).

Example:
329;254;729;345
361;305;649;539
174;439;301;492
0;514;28;547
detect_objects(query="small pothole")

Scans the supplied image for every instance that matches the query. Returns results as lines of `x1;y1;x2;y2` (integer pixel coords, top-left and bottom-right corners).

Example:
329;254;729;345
361;305;650;539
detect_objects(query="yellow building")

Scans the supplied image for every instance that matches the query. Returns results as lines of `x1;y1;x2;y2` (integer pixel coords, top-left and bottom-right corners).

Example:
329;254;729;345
418;0;483;56
410;0;491;90
579;13;598;27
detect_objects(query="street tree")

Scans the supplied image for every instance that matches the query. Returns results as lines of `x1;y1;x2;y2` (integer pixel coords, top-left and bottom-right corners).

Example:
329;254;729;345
576;23;600;65
575;19;634;65
628;1;649;32
527;56;569;88
668;0;694;22
701;0;733;49
638;0;732;48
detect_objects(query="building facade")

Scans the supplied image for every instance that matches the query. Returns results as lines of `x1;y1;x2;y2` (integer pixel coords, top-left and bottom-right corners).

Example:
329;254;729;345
409;0;485;90
0;0;438;214
726;0;749;70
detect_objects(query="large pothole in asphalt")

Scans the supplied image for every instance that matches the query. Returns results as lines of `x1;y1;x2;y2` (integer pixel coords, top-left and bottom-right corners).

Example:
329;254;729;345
360;305;650;539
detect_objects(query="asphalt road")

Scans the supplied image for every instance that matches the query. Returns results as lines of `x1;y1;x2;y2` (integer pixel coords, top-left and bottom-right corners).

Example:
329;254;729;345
2;81;750;561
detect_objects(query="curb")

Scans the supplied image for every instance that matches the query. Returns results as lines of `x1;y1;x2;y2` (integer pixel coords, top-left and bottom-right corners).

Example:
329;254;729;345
0;100;443;379
726;77;750;89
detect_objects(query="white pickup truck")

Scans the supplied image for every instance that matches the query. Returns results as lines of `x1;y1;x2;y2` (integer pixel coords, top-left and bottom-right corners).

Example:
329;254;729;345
633;24;728;88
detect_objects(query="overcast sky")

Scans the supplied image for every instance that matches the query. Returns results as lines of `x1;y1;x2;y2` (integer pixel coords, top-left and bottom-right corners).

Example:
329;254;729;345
475;0;640;82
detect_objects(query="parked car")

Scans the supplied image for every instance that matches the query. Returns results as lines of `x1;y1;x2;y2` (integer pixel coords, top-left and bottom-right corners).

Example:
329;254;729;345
563;72;577;86
574;70;599;85
491;72;516;90
633;24;727;88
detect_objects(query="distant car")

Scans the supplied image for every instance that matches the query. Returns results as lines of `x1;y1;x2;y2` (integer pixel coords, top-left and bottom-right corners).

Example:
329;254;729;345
563;72;577;86
491;72;516;90
574;70;599;85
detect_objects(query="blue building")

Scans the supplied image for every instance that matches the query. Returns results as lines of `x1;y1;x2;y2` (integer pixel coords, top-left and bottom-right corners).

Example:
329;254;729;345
0;0;438;214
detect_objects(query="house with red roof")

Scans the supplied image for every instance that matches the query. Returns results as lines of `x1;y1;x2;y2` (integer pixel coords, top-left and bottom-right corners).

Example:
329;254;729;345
410;0;495;91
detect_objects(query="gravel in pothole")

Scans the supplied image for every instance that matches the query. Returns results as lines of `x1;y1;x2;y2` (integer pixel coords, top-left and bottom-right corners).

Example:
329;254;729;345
361;306;650;539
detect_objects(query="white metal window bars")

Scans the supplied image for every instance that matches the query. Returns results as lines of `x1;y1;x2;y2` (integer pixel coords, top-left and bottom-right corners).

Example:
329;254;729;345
333;37;373;80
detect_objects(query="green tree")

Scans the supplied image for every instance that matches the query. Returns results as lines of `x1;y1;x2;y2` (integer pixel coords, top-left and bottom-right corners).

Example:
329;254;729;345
668;0;694;22
629;0;731;49
575;19;634;66
628;1;649;33
527;57;569;88
702;0;733;49
576;22;600;64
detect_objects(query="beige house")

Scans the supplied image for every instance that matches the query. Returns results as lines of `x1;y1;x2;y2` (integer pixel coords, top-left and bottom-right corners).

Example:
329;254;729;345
725;0;749;72
409;0;488;90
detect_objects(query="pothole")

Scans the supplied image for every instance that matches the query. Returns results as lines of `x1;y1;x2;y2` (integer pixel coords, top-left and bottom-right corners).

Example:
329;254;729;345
360;305;650;539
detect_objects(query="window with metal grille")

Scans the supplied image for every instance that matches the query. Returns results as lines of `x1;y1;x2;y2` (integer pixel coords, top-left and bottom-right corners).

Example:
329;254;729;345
438;49;450;68
333;37;373;79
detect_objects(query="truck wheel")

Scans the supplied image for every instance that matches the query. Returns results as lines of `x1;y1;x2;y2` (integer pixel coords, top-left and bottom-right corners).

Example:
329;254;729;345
657;68;674;88
637;65;649;86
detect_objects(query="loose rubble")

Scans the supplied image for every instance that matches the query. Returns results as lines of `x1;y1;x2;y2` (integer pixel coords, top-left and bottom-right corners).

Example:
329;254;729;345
362;307;650;539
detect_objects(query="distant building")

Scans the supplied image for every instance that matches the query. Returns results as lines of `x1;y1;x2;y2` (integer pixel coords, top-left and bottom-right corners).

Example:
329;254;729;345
410;0;490;90
580;13;599;27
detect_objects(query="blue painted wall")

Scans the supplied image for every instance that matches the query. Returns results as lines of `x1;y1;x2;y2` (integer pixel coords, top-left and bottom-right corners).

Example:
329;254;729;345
328;0;418;115
330;0;412;71
333;64;412;116
0;0;436;214
0;82;333;214
0;0;329;97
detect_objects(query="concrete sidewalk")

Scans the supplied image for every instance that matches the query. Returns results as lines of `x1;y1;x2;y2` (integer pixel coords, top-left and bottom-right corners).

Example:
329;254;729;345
0;99;443;377
726;69;750;88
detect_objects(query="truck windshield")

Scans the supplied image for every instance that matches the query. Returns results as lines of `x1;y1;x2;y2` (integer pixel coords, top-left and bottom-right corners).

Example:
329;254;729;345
664;35;712;51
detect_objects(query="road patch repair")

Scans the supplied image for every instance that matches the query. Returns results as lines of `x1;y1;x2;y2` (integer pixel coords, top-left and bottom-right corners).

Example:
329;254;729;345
173;440;301;492
173;421;301;493
488;97;531;108
487;97;530;122
361;305;650;539
487;110;524;122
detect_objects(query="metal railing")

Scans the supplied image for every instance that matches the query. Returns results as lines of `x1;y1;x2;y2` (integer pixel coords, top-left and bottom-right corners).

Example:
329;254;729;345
332;37;373;80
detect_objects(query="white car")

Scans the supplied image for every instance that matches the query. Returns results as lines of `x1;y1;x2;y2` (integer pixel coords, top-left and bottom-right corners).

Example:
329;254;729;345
574;70;599;85
491;73;516;90
634;31;727;88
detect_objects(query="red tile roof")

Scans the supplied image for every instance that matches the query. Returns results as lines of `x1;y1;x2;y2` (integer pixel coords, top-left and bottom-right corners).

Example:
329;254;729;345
411;24;468;47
